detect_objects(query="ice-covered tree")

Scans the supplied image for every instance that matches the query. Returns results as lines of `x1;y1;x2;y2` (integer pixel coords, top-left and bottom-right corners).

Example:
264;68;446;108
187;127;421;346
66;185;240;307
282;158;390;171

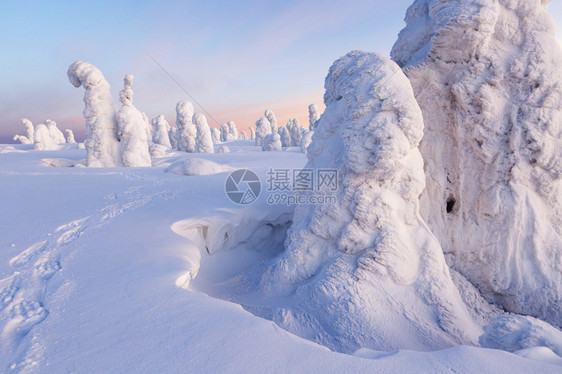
227;121;238;140
46;119;66;144
261;133;282;151
278;126;291;147
175;100;197;153
255;116;271;146
116;74;151;167
392;0;562;327
265;109;277;134
67;61;122;167
289;118;304;146
169;127;178;150
194;113;214;154
13;118;35;144
152;115;172;150
299;130;314;154
308;104;320;130
220;123;229;142
240;131;248;140
33;123;57;150
211;127;221;144
250;126;256;141
65;129;76;144
261;51;480;352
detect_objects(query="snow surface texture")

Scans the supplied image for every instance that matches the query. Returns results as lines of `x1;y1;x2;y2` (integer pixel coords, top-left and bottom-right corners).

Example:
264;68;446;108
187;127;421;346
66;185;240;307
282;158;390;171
308;104;321;130
175;100;197;153
260;51;481;352
391;0;562;326
116;74;151;167
194;113;214;154
67;61;122;167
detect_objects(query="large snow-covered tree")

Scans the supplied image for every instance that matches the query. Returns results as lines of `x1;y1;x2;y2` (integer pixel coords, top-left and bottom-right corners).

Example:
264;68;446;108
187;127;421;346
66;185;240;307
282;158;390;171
391;0;562;327
261;51;480;352
265;109;278;134
255;116;271;146
176;100;197;153
46;119;66;144
33;123;57;150
116;74;151;167
67;61;122;167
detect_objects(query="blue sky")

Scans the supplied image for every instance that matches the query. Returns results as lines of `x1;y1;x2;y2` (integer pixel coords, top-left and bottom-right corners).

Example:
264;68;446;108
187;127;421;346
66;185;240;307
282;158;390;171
1;0;561;142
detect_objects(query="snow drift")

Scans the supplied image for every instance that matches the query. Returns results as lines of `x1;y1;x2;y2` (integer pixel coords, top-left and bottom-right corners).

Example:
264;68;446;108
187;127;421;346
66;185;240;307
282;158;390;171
391;0;562;326
260;51;481;352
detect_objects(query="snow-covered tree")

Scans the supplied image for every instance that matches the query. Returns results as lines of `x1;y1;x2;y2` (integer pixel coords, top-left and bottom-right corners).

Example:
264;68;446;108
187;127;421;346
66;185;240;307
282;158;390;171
67;60;122;167
289;118;304;146
194;113;214;154
299;130;314;154
220;123;229;142
13;118;35;144
392;0;562;327
227;121;238;140
46;119;66;144
169;127;178;150
278;126;291;147
254;116;271;146
175;100;197;153
211;127;221;144
261;133;282;151
152;115;172;150
240;131;248;140
264;109;277;134
116;74;151;167
261;51;480;352
141;112;153;143
308;104;320;130
217;145;230;153
33;123;57;150
65;129;76;144
250;127;256;141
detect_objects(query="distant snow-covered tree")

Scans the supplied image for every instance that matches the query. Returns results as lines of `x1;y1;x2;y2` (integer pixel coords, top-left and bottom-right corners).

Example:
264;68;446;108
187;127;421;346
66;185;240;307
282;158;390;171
227;121;238;140
255;116;271;146
194;113;214;154
300;130;314;154
65;129;76;144
169;127;178;150
152;115;172;150
46;119;66;144
265;109;277;134
211;127;221;144
67;60;122;167
116;74;151;167
176;100;197;153
250;127;256;141
13;118;35;144
262;133;282;151
289;118;304;146
308;104;320;130
33;123;57;150
278;126;291;147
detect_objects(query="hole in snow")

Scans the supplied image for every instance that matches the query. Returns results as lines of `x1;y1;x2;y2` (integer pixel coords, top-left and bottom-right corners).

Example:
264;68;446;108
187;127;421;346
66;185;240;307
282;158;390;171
446;195;456;213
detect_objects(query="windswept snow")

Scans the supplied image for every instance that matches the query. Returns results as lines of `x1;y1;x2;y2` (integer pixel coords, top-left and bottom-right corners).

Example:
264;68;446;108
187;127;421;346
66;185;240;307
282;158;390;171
391;0;562;326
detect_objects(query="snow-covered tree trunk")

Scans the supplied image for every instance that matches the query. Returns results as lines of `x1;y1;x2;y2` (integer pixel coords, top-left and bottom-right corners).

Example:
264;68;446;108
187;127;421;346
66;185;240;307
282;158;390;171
194;113;214;154
67;61;122;167
261;51;480;352
116;74;151;167
391;0;562;327
175;100;197;153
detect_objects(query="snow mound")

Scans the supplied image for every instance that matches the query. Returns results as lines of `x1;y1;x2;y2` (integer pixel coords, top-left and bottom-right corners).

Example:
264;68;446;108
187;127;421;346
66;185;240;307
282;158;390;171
259;51;481;352
480;314;562;357
165;158;234;176
391;0;562;326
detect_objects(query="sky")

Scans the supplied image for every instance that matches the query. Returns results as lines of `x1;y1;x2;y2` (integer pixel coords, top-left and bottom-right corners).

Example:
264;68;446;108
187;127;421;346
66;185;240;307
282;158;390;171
1;0;561;143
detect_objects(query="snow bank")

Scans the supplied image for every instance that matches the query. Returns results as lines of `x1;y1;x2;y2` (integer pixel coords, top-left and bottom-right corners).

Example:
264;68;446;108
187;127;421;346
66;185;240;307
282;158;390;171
67;61;122;167
480;314;562;357
261;51;481;352
165;158;234;176
175;100;197;153
391;0;562;326
116;74;151;167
